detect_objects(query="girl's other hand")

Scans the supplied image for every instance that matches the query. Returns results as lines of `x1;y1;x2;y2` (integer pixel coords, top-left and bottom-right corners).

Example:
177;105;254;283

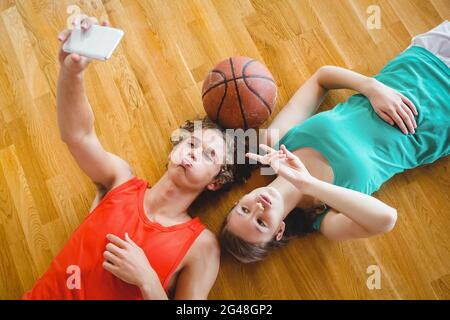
366;79;418;135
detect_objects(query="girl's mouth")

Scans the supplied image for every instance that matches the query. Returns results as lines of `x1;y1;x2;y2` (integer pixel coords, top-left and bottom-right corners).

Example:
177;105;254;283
259;194;272;206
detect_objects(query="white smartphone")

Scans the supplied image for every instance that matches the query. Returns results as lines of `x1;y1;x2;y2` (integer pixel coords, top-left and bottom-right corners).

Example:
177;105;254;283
62;24;124;61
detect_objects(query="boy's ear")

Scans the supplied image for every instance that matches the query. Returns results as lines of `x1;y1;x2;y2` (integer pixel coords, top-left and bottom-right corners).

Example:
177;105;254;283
206;177;224;191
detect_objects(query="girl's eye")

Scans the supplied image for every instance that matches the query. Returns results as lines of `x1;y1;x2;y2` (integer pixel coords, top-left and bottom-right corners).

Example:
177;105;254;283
257;219;267;227
242;207;250;214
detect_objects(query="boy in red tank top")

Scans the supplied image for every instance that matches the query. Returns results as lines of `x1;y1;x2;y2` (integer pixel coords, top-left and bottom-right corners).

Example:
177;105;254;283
23;15;250;300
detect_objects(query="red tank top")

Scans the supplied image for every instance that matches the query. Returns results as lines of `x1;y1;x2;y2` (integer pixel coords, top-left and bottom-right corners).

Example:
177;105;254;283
22;176;206;299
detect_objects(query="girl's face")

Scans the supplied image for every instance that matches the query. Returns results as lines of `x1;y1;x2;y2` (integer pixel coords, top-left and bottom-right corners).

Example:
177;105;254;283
226;186;286;244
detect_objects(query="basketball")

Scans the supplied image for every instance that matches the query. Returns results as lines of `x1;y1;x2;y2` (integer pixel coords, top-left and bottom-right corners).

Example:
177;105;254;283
201;56;277;129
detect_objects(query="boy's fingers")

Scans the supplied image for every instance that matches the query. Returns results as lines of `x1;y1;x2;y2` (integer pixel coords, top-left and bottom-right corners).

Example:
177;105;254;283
70;53;81;63
105;243;124;257
57;29;71;41
102;261;119;273
103;251;120;265
106;233;128;249
72;13;88;28
82;16;99;30
124;233;136;246
88;16;99;26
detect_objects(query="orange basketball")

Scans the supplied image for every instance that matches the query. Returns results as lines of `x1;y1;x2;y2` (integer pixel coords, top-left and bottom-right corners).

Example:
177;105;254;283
201;56;277;129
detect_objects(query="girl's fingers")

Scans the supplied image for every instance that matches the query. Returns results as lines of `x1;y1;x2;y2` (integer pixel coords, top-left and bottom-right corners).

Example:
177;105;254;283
246;152;266;164
281;144;305;168
397;106;415;133
390;111;408;134
101;21;109;26
401;94;418;116
259;144;276;154
377;111;394;126
280;144;296;159
269;153;286;164
401;103;417;129
268;154;287;172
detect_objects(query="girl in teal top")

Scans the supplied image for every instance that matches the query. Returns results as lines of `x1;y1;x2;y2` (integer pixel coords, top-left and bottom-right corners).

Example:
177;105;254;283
278;45;449;231
220;21;449;263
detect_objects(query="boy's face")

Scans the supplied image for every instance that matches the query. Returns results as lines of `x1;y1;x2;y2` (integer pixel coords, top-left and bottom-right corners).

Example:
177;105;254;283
168;129;227;191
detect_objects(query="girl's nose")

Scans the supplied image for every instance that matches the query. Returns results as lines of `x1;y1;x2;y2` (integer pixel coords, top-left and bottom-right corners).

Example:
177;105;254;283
254;201;265;214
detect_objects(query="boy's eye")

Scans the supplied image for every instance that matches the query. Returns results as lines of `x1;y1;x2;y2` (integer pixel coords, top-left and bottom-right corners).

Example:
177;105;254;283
203;151;212;160
189;138;197;147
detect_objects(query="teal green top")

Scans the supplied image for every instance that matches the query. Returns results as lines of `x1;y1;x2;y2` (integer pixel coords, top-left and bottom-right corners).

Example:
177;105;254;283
274;46;450;231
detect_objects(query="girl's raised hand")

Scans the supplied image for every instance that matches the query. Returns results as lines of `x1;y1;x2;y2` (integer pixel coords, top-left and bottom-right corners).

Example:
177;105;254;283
246;144;315;190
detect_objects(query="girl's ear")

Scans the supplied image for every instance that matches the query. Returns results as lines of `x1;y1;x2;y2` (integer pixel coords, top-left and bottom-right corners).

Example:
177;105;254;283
275;221;286;241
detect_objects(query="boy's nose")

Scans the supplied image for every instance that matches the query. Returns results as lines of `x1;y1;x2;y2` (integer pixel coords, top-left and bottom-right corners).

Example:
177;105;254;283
188;151;197;161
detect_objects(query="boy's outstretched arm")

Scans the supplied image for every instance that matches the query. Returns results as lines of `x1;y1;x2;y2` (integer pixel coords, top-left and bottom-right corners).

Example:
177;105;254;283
57;16;132;191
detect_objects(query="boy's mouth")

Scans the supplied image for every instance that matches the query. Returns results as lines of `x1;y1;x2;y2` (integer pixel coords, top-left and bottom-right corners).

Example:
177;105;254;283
180;158;193;169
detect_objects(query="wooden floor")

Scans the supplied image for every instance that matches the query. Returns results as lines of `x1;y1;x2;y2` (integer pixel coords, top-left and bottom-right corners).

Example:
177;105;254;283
0;0;449;299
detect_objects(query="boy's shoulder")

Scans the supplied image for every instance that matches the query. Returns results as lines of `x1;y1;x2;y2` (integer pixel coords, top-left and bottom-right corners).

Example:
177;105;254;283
187;228;220;262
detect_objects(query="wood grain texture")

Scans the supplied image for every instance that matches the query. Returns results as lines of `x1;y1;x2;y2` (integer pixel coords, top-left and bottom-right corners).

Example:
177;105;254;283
0;0;449;299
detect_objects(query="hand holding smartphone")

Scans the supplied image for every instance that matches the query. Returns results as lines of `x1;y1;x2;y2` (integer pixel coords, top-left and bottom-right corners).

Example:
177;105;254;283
61;18;124;61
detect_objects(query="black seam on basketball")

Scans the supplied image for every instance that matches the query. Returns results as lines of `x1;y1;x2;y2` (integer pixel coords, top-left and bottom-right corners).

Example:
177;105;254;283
201;74;275;99
242;60;274;115
202;70;227;122
229;57;248;129
214;70;228;123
